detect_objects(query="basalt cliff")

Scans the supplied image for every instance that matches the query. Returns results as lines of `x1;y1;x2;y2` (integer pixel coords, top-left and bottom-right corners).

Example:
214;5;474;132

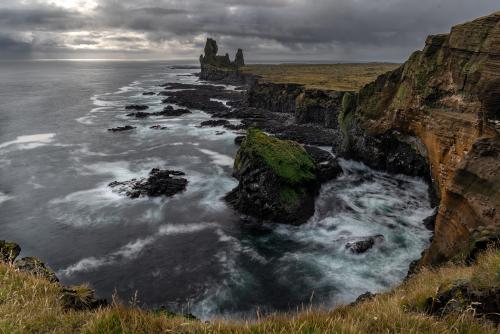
201;12;500;266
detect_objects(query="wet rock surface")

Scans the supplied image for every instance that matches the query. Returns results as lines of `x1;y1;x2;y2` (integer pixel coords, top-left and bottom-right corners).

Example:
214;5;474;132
108;125;136;132
345;235;385;254
125;104;149;110
199;119;231;127
304;146;342;182
127;106;192;118
109;168;188;198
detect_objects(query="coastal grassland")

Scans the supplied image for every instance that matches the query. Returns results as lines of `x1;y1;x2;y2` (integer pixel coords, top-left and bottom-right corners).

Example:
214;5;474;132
0;249;498;333
242;63;400;91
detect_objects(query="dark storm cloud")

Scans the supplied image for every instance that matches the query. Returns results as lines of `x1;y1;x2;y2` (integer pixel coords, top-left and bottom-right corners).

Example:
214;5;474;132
0;0;498;60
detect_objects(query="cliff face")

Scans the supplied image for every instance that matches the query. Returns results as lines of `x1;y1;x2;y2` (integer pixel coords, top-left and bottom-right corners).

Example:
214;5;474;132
338;12;500;264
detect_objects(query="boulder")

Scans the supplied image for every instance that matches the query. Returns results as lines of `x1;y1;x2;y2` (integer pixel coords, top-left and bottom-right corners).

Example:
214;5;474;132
226;128;320;225
109;168;188;198
346;235;385;254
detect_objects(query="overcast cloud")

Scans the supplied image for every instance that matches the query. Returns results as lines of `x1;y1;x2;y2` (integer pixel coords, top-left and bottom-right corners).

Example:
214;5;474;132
0;0;498;61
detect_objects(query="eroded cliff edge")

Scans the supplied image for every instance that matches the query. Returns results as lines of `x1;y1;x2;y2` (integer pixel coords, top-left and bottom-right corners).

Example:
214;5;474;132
200;12;500;266
338;12;500;265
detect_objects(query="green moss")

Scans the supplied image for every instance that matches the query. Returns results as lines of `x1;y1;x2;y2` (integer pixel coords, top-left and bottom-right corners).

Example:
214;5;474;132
338;92;357;149
241;128;315;184
279;187;300;206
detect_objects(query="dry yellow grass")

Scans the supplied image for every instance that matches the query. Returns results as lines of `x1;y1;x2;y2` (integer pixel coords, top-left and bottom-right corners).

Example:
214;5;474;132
242;63;400;91
0;249;498;333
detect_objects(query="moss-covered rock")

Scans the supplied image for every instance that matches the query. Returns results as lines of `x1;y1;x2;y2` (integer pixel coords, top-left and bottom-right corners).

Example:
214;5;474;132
227;128;339;225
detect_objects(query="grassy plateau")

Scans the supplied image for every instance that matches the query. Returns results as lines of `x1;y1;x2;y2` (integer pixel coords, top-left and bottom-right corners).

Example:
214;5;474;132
242;63;400;91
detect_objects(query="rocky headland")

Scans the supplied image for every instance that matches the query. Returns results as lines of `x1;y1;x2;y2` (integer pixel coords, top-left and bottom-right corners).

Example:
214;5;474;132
198;12;500;267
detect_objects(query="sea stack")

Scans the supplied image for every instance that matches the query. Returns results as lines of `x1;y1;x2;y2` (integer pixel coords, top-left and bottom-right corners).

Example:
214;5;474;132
199;38;245;81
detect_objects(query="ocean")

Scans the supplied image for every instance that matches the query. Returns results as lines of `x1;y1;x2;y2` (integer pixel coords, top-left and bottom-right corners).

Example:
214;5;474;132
0;60;433;319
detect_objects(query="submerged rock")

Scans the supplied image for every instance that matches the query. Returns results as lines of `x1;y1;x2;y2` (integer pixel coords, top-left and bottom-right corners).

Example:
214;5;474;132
125;105;149;110
108;125;136;132
0;240;21;263
109;168;188;198
345;235;385;254
226;128;320;225
142;92;156;96
14;256;59;283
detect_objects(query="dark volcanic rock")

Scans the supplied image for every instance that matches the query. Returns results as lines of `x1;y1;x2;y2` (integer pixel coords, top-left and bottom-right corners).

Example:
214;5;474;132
235;135;245;145
226;128;320;225
346;235;385;254
304;146;342;182
108;125;136;132
150;125;168;130
125;105;149;111
126;111;150;118
109;168;188;198
14;256;59;283
0;240;21;263
142;92;156;96
160;106;192;116
127;106;191;118
199;119;230;127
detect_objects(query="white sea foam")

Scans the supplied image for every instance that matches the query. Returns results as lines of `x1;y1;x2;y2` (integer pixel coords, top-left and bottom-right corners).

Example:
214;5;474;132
0;192;14;205
0;133;56;150
198;149;234;167
59;223;217;277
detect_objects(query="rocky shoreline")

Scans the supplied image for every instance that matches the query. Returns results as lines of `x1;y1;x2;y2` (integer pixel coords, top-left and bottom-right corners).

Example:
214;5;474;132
194;12;500;267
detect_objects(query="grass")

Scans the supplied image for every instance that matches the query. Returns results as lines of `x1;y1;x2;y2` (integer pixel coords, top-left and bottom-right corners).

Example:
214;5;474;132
0;249;498;333
237;128;316;184
242;63;400;91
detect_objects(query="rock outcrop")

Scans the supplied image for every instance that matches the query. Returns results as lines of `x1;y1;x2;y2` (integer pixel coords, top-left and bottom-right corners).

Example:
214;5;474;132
199;38;246;81
226;128;340;225
334;12;500;265
109;168;188;199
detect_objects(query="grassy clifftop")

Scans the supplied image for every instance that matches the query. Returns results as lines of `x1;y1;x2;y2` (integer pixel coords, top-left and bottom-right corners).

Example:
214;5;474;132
242;63;400;91
0;249;498;333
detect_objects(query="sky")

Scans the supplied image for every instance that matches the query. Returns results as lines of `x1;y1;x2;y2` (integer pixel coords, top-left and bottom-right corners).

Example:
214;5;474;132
0;0;498;62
